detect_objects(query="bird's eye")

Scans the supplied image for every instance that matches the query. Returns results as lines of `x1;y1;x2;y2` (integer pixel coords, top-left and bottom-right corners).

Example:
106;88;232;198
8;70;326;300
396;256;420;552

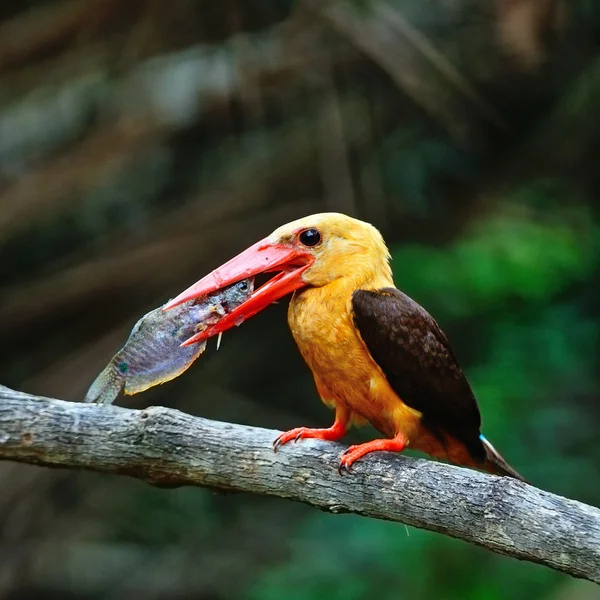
298;228;321;247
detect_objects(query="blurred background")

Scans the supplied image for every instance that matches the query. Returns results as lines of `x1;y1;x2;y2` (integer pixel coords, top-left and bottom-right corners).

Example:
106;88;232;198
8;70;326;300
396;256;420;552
0;0;599;598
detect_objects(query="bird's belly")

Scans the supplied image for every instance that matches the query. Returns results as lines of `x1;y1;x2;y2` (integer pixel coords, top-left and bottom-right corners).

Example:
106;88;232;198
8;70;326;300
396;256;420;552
289;300;423;441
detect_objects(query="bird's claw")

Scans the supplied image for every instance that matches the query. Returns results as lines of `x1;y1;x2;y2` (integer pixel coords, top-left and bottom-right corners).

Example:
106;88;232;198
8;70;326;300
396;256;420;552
342;444;358;457
273;427;310;452
338;437;407;474
337;460;352;475
338;445;361;475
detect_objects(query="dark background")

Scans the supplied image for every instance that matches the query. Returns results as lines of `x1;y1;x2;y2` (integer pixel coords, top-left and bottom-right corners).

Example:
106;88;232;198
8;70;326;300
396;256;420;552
0;1;598;598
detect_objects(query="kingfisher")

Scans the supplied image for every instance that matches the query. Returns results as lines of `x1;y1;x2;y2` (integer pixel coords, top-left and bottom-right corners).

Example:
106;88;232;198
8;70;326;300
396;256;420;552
165;213;525;480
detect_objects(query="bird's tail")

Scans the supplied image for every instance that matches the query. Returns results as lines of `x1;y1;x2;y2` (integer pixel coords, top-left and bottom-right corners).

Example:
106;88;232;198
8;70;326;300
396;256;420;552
480;434;527;483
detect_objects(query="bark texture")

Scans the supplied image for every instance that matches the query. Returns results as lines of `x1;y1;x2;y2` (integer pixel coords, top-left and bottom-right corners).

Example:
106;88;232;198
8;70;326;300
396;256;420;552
0;385;598;584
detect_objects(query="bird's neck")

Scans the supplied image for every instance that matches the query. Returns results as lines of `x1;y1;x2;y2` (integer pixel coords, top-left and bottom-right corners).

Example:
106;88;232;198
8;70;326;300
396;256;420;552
287;269;394;393
334;260;395;295
288;268;394;335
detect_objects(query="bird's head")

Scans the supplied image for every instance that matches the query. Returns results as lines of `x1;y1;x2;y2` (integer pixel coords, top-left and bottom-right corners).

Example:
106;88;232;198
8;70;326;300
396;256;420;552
164;212;392;345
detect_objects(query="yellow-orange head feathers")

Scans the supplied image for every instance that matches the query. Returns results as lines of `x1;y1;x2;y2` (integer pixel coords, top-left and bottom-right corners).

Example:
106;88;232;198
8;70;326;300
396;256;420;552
267;213;393;289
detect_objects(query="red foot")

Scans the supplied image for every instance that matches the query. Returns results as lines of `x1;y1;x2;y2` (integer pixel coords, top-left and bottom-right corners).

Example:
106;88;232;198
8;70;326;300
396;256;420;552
338;435;406;475
273;419;347;452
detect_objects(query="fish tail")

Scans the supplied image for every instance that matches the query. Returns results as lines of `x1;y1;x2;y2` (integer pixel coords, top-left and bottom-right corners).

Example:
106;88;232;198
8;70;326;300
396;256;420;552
84;363;124;405
480;434;528;483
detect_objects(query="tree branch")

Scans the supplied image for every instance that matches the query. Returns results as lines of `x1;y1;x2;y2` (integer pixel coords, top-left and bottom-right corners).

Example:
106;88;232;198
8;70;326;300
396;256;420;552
0;385;598;584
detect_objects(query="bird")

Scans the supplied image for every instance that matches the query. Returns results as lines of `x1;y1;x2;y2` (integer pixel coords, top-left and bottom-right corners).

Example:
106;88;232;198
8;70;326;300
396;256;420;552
164;212;525;481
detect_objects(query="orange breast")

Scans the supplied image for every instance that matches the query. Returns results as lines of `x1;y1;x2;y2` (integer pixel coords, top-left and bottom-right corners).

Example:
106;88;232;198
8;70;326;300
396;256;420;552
288;282;424;444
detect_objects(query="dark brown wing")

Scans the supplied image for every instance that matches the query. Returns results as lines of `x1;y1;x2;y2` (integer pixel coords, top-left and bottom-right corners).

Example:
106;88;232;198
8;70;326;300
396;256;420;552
352;288;485;461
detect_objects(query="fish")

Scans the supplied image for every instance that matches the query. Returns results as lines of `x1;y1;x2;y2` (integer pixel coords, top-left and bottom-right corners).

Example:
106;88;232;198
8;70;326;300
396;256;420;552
84;278;254;405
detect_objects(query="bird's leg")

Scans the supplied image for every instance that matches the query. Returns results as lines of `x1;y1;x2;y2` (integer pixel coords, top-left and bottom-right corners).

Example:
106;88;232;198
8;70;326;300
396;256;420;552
273;412;348;452
338;433;406;474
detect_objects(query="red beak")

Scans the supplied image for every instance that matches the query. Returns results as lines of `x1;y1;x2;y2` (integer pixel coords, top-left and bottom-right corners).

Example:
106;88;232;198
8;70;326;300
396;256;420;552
163;238;314;346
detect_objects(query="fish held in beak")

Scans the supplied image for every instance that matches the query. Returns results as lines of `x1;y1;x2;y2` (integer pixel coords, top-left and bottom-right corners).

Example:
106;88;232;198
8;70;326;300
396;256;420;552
163;238;314;346
84;278;254;405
